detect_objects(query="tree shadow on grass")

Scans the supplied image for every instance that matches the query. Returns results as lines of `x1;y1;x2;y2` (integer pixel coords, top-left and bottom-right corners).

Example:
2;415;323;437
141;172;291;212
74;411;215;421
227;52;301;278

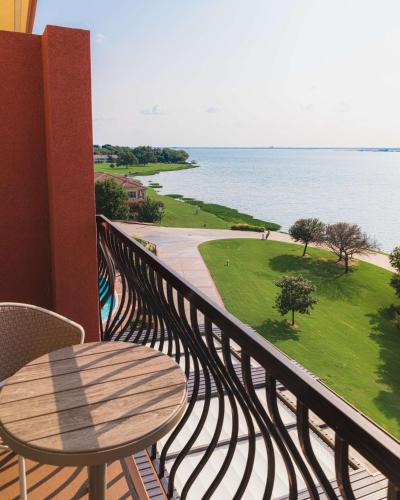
368;306;400;433
256;318;300;343
269;254;365;302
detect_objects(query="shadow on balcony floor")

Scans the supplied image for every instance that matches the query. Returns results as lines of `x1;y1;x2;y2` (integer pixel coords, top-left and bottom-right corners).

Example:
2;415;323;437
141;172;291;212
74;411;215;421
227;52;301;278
0;450;140;499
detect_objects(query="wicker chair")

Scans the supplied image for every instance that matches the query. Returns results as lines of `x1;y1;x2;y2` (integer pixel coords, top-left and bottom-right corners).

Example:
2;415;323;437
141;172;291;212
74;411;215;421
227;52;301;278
0;303;85;499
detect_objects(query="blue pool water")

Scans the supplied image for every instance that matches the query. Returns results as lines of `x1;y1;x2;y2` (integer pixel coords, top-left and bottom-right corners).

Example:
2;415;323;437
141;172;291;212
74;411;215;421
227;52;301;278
99;277;117;321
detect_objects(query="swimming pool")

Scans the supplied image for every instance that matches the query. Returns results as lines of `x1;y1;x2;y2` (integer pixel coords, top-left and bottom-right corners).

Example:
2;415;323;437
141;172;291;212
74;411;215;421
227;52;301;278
99;277;118;321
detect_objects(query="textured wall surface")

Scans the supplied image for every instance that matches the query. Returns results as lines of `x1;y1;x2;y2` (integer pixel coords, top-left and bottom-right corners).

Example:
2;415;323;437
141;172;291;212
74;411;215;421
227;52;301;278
0;27;99;340
0;30;51;307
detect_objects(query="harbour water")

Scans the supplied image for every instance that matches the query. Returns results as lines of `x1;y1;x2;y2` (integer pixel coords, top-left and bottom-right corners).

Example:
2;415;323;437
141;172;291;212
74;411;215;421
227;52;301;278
137;148;400;252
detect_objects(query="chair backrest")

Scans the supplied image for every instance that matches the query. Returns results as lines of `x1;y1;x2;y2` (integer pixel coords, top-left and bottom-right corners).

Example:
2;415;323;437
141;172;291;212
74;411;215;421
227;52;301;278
0;303;85;381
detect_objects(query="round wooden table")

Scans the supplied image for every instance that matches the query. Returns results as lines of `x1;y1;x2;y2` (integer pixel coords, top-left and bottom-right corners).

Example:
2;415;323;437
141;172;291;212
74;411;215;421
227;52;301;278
0;341;187;499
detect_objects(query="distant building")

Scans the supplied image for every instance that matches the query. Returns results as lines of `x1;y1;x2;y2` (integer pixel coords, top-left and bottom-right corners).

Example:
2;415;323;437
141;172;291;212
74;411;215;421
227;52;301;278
94;172;147;206
94;154;118;163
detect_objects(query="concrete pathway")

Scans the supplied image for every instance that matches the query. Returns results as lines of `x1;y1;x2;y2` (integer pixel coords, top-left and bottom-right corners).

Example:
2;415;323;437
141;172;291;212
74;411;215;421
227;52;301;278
115;223;394;307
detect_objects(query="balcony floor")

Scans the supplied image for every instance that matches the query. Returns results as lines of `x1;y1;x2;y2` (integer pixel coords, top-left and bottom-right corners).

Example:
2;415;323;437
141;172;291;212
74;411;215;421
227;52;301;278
0;450;145;499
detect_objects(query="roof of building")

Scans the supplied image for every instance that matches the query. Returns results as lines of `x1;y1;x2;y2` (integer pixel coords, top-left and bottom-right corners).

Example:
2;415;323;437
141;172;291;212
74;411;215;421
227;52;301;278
94;154;119;159
94;172;146;190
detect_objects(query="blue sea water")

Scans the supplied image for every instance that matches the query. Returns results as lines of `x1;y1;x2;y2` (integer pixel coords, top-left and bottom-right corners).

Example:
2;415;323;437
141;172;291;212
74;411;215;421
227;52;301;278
136;148;400;252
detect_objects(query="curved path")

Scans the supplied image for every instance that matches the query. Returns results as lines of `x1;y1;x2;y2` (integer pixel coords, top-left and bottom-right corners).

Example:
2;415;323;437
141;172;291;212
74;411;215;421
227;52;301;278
115;223;394;307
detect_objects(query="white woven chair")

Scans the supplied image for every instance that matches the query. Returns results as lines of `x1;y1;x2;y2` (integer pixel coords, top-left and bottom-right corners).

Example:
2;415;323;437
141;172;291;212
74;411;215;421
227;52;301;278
0;303;85;499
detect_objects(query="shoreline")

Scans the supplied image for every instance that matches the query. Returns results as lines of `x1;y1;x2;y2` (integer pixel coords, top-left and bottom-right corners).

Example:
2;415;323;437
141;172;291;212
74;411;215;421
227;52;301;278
94;161;198;177
143;186;281;231
133;163;281;231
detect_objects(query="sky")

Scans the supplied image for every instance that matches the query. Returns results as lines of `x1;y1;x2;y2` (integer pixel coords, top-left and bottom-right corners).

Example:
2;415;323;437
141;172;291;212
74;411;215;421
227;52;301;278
35;0;400;148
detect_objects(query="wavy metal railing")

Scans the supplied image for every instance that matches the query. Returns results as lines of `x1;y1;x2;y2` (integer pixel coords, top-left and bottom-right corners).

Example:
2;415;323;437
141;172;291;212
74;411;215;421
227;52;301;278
97;215;400;500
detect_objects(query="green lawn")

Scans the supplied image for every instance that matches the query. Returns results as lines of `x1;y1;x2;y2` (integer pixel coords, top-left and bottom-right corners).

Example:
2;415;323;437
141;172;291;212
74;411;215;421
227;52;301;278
148;188;230;229
199;238;400;439
94;162;196;176
165;195;281;231
146;189;280;230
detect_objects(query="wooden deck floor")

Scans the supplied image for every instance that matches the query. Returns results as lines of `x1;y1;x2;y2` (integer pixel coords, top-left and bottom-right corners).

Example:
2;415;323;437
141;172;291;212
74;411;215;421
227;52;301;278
0;450;140;499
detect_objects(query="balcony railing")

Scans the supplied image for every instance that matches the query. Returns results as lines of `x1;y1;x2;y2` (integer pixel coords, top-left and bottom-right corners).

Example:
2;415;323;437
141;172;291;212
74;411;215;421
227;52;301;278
97;215;400;499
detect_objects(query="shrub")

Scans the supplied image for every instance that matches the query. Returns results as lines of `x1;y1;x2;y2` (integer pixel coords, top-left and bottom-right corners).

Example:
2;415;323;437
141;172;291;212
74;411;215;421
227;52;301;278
231;224;265;232
137;198;165;223
95;179;129;220
135;238;157;255
165;194;184;198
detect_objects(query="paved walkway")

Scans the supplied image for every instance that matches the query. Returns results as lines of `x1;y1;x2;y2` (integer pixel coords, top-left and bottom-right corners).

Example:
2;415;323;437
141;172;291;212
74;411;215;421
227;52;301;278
115;224;394;307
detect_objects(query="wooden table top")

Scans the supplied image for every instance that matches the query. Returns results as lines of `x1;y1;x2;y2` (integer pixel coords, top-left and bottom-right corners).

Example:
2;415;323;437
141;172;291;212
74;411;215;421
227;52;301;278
0;342;187;466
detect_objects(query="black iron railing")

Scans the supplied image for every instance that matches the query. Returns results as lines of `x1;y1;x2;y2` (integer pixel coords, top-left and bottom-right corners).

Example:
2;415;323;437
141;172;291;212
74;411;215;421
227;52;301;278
97;215;400;499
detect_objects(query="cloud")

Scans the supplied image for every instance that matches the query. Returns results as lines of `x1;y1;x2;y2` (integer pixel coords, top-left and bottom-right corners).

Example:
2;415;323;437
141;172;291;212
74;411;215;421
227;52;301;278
205;106;219;114
94;114;114;122
299;103;313;111
336;100;351;113
140;104;166;116
95;33;106;45
383;31;400;50
381;71;400;89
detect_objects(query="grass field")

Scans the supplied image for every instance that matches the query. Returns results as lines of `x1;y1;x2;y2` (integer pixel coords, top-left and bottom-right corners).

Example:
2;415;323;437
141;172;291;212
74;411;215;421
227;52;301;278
199;238;400;438
94;162;196;176
147;188;230;228
148;188;280;230
165;194;281;231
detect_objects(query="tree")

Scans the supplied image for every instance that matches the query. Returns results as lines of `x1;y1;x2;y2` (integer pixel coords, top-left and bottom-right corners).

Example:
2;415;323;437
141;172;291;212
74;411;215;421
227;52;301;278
162;148;189;163
275;275;318;326
137;198;164;223
325;222;378;273
152;147;189;163
133;146;156;166
389;246;400;297
289;218;325;256
95;179;129;220
116;149;138;166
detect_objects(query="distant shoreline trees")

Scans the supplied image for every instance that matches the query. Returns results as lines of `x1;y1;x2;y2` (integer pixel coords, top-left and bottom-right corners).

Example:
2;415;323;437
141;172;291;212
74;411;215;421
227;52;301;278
117;149;138;166
94;144;189;165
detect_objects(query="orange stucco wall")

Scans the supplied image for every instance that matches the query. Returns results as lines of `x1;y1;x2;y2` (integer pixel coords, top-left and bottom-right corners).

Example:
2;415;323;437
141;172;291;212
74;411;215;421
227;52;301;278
0;26;99;341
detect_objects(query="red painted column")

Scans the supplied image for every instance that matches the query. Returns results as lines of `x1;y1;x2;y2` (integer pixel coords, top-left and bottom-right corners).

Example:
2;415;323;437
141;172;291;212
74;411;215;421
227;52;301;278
41;26;99;341
0;30;51;307
0;26;99;341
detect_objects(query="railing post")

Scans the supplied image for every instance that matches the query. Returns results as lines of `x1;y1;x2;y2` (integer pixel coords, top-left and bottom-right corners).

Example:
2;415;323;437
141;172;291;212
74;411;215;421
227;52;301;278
388;483;400;500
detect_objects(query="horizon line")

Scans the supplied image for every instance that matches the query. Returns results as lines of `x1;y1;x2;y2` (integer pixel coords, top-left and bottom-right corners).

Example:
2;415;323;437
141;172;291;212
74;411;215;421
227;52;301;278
169;146;400;150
